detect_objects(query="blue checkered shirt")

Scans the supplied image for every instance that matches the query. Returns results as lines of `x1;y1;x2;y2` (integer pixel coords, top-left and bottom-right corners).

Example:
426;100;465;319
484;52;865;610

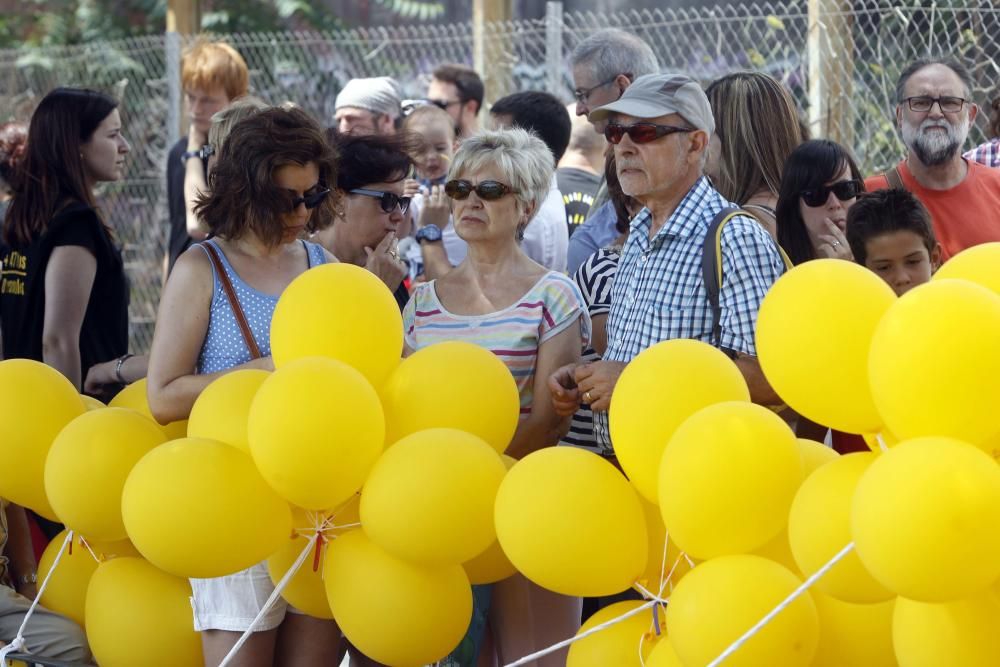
593;176;785;450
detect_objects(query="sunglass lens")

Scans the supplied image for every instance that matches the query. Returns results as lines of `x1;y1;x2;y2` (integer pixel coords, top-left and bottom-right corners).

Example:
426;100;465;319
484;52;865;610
444;180;472;200
476;181;507;200
628;125;659;144
604;125;624;144
303;189;328;209
834;181;860;200
398;196;412;214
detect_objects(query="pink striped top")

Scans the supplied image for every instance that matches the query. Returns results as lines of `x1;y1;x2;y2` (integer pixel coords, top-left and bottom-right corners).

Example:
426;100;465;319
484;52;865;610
403;271;591;416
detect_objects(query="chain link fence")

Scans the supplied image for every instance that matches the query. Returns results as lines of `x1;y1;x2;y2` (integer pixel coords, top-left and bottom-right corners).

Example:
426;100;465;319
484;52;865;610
2;0;998;354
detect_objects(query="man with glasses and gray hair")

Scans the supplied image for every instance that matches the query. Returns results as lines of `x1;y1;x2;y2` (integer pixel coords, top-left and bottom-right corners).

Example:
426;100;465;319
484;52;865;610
549;73;786;455
567;28;660;272
865;58;1000;260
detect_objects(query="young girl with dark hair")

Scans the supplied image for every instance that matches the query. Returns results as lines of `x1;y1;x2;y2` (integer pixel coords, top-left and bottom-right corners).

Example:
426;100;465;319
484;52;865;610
0;88;140;399
776;139;865;266
146;105;341;667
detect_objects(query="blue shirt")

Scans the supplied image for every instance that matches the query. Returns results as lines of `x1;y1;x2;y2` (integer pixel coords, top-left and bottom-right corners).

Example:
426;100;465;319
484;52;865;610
593;176;785;450
567;201;620;274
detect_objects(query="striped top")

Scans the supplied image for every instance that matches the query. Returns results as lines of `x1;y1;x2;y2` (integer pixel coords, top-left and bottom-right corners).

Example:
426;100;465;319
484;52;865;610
403;271;591;416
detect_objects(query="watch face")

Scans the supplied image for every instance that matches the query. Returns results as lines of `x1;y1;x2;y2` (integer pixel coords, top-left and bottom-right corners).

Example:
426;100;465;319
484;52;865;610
418;225;442;242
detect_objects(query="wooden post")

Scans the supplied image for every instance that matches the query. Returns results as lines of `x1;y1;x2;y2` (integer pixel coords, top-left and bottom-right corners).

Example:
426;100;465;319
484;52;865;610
167;0;200;139
167;0;200;35
807;0;855;146
473;0;514;108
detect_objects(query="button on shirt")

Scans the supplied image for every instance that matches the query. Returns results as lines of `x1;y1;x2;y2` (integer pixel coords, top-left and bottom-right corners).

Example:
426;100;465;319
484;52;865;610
593;176;785;450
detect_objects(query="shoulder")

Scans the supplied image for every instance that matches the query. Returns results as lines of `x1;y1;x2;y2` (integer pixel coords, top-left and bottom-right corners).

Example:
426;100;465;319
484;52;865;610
537;271;584;305
46;204;105;245
170;242;214;285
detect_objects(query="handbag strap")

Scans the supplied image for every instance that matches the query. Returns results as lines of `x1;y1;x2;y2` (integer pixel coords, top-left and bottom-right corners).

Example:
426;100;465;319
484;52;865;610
884;165;906;192
201;242;262;360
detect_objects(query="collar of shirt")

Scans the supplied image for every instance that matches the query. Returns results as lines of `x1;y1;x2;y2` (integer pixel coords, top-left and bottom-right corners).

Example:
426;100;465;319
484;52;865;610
628;176;716;252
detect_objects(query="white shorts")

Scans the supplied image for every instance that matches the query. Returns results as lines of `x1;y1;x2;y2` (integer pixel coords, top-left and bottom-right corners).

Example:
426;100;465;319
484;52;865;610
190;562;294;632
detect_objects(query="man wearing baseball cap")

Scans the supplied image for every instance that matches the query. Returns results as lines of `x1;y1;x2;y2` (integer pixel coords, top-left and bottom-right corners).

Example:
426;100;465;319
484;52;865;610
549;73;786;453
334;76;403;136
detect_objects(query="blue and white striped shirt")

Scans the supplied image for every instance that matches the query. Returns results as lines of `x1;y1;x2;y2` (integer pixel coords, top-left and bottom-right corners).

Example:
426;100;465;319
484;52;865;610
594;176;785;450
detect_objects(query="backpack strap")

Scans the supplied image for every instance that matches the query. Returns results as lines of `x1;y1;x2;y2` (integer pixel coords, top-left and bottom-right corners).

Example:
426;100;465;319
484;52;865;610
201;242;263;360
702;208;793;349
884;165;906;191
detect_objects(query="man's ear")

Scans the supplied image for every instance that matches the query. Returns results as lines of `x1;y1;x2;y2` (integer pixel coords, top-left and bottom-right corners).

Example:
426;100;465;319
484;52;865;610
968;102;979;124
930;243;943;271
689;129;710;165
895;104;903;129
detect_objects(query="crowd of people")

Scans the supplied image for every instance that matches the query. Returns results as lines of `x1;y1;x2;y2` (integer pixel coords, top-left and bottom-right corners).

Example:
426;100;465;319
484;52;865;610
0;24;999;667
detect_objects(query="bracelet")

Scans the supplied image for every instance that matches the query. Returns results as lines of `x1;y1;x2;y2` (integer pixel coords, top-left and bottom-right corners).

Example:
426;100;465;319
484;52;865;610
115;353;134;385
18;573;36;585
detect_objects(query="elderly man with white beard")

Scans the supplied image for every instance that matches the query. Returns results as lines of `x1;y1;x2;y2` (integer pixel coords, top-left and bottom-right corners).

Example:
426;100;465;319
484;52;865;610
865;59;1000;260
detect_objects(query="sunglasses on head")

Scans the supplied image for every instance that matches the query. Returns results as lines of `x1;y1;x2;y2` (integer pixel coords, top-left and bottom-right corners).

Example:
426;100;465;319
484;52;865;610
290;186;330;211
444;179;518;201
800;179;863;207
349;188;411;214
604;122;695;145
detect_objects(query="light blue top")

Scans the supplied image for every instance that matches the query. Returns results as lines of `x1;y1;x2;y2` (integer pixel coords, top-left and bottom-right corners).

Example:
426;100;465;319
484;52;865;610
196;239;328;374
567;200;620;274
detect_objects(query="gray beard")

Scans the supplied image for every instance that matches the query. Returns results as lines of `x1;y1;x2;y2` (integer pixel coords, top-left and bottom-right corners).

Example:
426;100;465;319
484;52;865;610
902;119;968;167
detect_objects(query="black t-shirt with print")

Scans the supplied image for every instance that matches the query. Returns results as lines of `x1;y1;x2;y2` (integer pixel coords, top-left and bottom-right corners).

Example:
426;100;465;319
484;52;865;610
1;202;129;387
556;167;601;237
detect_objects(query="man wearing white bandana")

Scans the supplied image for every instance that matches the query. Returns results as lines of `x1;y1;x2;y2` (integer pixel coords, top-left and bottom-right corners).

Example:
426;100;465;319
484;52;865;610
865;59;1000;261
334;76;403;136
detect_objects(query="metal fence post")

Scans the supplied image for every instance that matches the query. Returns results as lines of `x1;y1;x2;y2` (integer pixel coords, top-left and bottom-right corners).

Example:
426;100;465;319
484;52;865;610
165;31;182;151
546;2;564;98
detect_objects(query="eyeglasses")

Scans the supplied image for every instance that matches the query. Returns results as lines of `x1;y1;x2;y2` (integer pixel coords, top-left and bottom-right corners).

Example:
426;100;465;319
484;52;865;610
604;123;695;145
444;179;518;201
429;98;463;110
349;188;411;214
903;96;968;113
290;187;330;210
573;74;629;104
800;179;863;207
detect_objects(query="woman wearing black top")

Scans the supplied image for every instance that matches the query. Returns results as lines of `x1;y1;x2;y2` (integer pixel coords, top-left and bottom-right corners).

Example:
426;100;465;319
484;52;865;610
0;87;146;400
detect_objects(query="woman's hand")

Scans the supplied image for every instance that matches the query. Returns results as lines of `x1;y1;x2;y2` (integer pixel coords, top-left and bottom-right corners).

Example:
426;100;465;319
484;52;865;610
814;218;853;260
365;232;407;292
419;184;450;230
548;363;582;416
83;359;118;394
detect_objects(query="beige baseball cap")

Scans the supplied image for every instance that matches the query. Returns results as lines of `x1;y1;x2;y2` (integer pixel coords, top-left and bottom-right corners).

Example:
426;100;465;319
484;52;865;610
589;73;715;135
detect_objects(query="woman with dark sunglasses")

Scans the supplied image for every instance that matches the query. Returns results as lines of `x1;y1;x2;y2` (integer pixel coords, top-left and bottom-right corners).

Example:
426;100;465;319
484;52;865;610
403;127;590;666
315;132;413;310
776;139;865;265
146;107;342;667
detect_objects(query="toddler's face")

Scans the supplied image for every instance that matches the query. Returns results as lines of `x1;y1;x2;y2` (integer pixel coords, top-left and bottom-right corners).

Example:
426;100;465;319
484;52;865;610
411;120;455;182
864;230;940;296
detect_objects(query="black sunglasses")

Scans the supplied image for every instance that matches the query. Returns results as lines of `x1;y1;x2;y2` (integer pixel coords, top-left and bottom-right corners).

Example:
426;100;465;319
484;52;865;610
290;187;330;210
444;179;518;201
604;122;695;145
800;179;863;207
349;188;411;214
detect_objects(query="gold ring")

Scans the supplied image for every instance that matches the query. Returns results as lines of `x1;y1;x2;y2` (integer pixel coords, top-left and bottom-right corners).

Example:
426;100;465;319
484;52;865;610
583;391;593;404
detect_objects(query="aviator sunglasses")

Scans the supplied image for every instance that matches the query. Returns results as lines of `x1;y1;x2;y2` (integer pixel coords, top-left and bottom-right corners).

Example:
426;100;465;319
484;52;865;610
604;122;695;145
349;188;412;214
444;179;518;201
290;186;330;210
800;179;863;207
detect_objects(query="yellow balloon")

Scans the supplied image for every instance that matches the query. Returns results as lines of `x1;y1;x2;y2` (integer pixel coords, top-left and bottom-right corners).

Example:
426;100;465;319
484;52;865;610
0;359;84;516
659;402;803;559
463;455;518;585
121;438;292;578
635;497;693;597
666;555;819;667
567;600;664;667
646;638;684;667
753;528;800;578
380;341;519;453
851;437;1000;602
810;592;896;667
893;590;1000;667
188;369;269;454
45;408;167;541
249;357;384;511
109;378;187;440
270;263;403;387
81;395;105;411
495;447;647;597
933;242;1000;296
609;339;750;503
361;428;506;565
757;259;896;434
85;557;203;667
796;438;839;473
788;453;892;603
324;530;471;667
869;280;1000;454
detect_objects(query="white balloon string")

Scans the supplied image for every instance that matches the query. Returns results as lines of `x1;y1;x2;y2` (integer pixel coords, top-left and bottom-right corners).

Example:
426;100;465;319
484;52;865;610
0;529;75;663
706;542;856;667
876;433;888;452
503;594;665;667
656;531;670;597
217;533;318;667
78;535;102;563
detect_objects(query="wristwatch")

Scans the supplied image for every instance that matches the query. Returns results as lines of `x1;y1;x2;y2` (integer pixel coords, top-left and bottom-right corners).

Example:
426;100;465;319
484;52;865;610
415;224;442;244
182;145;214;161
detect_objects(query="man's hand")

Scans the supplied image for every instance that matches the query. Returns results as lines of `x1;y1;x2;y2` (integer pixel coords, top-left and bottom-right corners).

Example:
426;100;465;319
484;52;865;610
548;363;582;416
83;359;118;395
365;232;407;292
574;361;627;412
418;184;450;230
